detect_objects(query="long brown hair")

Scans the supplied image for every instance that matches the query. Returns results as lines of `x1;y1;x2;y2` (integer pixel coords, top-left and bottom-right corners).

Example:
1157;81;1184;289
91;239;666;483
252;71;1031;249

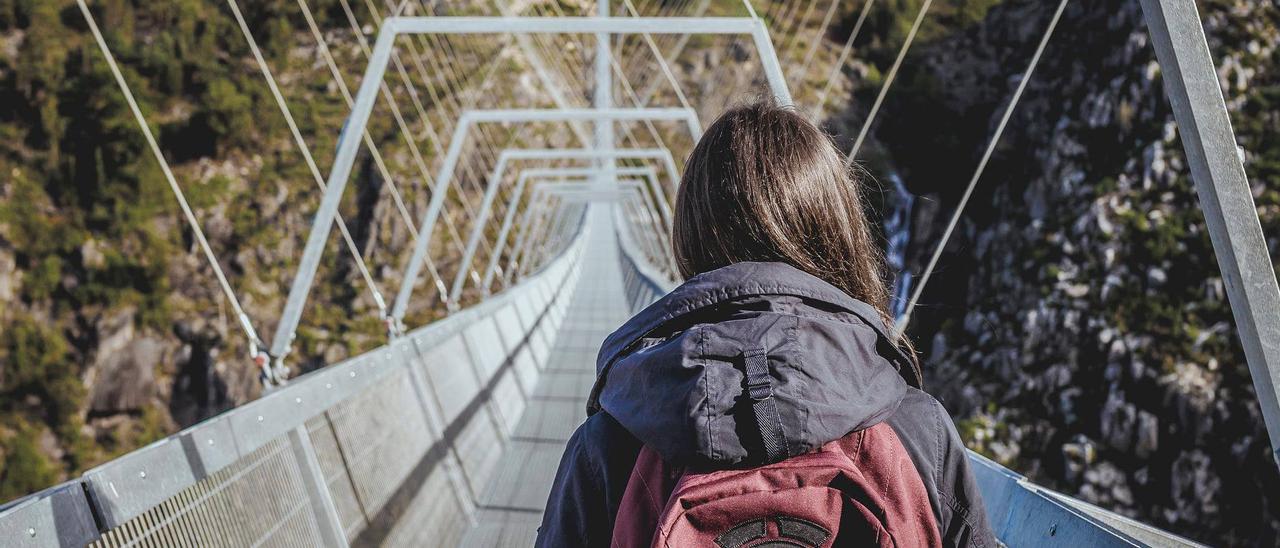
673;101;898;337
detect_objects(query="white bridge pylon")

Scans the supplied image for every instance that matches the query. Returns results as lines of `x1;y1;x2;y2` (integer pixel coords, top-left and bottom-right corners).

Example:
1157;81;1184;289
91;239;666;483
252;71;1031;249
443;146;688;311
480;166;671;296
505;179;661;285
269;16;793;363
428;108;701;310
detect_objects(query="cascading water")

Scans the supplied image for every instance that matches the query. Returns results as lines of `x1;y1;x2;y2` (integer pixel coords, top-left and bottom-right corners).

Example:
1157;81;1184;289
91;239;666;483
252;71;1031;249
884;173;914;321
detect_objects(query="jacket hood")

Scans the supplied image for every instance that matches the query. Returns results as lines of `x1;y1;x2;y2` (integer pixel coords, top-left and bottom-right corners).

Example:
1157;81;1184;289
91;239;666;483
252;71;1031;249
587;261;921;466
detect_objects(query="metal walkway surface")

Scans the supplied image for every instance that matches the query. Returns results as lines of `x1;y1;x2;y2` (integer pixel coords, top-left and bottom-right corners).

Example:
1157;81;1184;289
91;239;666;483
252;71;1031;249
461;210;630;546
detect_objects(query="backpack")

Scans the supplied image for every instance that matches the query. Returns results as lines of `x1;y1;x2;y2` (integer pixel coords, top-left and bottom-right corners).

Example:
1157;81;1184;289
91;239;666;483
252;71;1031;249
609;422;942;548
596;291;935;547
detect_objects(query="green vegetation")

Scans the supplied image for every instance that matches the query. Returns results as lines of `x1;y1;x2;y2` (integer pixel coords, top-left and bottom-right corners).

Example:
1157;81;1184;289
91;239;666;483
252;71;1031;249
0;0;394;497
871;0;1280;541
0;418;61;501
863;0;1006;61
954;404;1015;466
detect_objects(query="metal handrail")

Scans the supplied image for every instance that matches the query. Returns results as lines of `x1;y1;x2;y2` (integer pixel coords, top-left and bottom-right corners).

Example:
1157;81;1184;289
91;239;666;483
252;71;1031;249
0;230;589;547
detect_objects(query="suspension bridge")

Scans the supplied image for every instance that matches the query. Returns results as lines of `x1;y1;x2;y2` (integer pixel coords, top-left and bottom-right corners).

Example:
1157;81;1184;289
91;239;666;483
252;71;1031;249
1;0;1277;546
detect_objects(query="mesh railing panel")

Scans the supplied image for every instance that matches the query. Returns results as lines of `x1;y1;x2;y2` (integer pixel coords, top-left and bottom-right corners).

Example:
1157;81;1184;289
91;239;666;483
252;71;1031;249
303;416;367;541
453;407;507;493
418;333;484;424
0;236;587;547
325;368;434;526
89;438;319;548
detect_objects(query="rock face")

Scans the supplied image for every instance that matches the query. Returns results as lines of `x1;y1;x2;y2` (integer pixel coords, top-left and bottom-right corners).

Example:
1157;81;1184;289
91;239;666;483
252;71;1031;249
86;312;164;415
862;0;1280;543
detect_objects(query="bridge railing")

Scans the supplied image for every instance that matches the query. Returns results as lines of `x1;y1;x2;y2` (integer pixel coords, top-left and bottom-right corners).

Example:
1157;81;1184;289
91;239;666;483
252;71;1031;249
615;205;677;316
0;228;588;548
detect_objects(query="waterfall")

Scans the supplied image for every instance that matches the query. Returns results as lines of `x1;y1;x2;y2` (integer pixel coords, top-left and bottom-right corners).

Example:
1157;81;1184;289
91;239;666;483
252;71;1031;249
884;173;914;321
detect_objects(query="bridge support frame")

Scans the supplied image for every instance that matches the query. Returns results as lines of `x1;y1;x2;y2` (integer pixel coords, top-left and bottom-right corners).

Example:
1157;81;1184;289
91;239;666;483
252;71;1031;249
440;142;685;310
479;166;669;295
270;16;791;364
1140;0;1280;466
401;109;699;316
511;184;654;281
393;146;683;322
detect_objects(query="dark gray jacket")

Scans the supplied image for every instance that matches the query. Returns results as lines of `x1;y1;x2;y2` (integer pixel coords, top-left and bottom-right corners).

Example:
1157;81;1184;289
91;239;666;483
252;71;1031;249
536;262;995;547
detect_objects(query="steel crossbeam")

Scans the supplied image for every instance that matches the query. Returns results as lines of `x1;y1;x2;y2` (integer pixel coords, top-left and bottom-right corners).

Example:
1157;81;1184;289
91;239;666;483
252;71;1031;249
508;180;656;282
391;147;682;323
270;16;792;361
478;167;668;295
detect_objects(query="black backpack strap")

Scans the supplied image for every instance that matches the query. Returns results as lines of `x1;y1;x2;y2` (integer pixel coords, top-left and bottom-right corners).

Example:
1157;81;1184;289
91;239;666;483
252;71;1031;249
744;348;791;463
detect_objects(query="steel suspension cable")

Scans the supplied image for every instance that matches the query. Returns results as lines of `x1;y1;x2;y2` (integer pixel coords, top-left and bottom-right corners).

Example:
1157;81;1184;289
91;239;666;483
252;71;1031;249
401;24;529;265
704;0;761;115
459;129;530;294
511;194;558;282
617;131;679;222
622;192;662;263
564;5;679;216
621;161;677;274
366;0;500;246
621;0;692;110
714;0;803;114
636;0;710;106
503;189;548;286
393;2;548;297
812;0;875;122
338;0;449;197
394;25;494;190
779;0;821;67
844;0;934;164
406;65;520;276
397;9;512;299
295;0;451;302
225;0;390;322
402;0;520;201
895;0;1069;333
432;32;521;189
382;21;503;291
332;0;477;284
607;50;672;158
75;0;268;367
791;0;841;85
762;0;802;49
346;3;462;221
490;4;594;141
525;3;594;100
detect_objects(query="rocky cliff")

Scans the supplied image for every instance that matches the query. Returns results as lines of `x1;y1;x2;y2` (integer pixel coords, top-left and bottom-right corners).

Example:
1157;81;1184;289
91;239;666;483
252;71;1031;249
861;0;1280;544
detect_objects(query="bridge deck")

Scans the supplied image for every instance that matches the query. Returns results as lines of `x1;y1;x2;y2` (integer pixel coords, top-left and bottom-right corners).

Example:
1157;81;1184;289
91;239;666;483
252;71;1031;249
0;208;1201;547
461;216;629;545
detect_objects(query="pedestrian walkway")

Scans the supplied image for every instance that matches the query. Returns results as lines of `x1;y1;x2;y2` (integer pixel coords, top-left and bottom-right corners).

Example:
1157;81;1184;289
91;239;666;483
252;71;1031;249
461;209;631;546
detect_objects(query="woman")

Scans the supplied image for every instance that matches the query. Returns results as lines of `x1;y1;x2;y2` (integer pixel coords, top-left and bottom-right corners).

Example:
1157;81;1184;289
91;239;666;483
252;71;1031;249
536;101;994;547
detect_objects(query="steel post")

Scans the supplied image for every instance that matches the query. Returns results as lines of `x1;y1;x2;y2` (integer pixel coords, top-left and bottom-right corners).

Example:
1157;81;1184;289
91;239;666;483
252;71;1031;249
1140;0;1280;466
480;167;658;295
398;111;696;323
287;426;349;548
270;28;396;360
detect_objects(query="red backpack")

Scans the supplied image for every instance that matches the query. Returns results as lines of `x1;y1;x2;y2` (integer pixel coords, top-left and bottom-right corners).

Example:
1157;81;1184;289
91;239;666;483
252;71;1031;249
609;422;942;548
